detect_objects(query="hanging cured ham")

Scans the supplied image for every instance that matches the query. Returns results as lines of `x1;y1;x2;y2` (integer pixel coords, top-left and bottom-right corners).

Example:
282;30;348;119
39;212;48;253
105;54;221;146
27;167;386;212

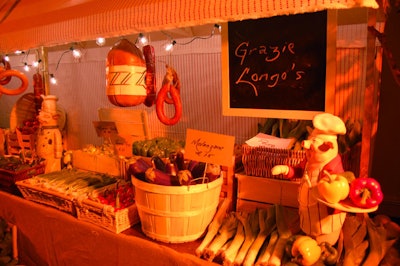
106;39;147;107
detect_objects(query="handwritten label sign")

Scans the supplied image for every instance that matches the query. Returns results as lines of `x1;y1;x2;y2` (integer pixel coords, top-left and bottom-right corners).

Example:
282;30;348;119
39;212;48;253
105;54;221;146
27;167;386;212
92;121;118;138
184;129;235;166
222;10;336;119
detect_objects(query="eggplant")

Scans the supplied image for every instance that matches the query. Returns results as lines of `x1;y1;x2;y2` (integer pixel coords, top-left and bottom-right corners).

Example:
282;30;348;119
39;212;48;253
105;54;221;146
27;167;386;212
151;156;166;172
189;161;206;179
177;170;193;186
187;160;199;172
165;162;178;176
128;157;151;181
145;168;179;186
175;151;185;170
205;163;221;182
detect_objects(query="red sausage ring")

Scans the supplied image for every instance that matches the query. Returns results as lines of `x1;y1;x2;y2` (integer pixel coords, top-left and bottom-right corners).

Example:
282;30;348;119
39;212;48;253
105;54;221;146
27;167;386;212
0;58;11;85
162;66;181;105
0;69;29;96
156;84;182;125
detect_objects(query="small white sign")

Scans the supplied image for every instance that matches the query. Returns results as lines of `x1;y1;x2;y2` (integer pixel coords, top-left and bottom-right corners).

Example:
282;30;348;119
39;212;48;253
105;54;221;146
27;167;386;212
245;133;294;149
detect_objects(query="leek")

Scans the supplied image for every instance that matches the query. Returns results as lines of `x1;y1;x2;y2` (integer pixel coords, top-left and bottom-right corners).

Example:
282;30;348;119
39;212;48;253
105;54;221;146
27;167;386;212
243;205;277;266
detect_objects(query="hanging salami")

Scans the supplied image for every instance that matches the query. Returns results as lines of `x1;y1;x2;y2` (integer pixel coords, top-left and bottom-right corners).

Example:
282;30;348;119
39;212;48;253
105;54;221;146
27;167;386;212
0;57;11;85
155;65;182;125
143;44;157;107
106;38;147;107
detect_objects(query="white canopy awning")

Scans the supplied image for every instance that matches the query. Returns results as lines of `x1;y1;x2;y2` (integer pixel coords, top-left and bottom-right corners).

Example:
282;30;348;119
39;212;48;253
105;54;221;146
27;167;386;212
0;0;379;53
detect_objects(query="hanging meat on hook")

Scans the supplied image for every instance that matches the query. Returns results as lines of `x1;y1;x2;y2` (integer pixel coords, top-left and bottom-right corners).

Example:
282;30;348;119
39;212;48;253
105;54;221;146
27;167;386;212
0;57;29;96
143;44;157;107
33;72;45;113
0;57;11;85
106;38;147;107
155;65;182;125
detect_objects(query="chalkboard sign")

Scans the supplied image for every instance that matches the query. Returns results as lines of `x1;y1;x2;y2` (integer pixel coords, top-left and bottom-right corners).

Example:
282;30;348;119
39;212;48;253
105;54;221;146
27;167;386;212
222;10;336;119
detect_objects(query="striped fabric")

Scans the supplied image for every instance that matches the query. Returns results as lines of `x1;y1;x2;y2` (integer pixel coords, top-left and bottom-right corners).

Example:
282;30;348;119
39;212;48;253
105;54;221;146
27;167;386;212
0;0;378;52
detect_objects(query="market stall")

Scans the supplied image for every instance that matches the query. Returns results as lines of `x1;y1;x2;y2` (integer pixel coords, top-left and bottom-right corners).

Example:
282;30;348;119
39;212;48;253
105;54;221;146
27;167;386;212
1;0;400;265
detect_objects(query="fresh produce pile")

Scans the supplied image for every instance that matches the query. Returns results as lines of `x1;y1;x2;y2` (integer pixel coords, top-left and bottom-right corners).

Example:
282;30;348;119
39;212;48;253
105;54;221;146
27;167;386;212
131;137;184;158
23;168;117;198
0;155;43;172
128;151;221;186
316;171;384;209
257;118;362;153
81;143;116;156
91;181;135;211
196;201;400;266
257;119;312;150
0;218;17;266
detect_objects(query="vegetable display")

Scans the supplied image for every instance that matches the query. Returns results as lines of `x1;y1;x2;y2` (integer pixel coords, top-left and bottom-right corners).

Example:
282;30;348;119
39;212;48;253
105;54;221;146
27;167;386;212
95;182;135;211
23;168;118;198
128;151;221;186
131;137;184;158
349;177;384;208
196;204;399;265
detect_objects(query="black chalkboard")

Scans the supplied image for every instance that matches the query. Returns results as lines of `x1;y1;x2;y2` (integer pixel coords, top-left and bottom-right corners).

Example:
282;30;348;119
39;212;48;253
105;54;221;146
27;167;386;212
222;10;336;119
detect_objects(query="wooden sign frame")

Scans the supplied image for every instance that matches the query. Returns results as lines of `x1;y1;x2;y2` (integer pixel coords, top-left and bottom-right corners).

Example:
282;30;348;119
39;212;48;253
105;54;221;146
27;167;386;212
222;10;337;119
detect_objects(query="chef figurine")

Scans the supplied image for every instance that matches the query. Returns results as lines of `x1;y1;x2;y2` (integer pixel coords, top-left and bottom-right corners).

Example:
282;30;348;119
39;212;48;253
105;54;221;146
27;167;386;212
272;113;347;245
36;95;63;173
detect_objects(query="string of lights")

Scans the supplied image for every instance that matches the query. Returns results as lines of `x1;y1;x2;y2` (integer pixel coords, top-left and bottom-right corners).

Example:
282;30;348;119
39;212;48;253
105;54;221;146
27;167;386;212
1;24;221;86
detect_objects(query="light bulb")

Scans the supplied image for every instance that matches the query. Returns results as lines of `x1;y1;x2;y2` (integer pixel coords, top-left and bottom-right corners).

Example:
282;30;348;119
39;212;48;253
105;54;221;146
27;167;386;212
15;50;23;55
23;63;30;72
164;40;176;52
96;37;106;46
32;59;41;68
214;24;222;33
138;33;148;46
72;48;82;59
50;74;57;85
4;55;9;61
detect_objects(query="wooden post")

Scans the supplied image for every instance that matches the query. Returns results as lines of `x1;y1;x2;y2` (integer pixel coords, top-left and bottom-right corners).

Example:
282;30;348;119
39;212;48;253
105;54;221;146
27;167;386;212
359;8;383;177
39;46;50;95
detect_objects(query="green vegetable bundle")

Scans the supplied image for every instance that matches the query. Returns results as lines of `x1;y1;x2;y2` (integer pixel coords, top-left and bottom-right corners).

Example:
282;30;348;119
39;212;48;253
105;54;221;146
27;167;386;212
132;137;184;158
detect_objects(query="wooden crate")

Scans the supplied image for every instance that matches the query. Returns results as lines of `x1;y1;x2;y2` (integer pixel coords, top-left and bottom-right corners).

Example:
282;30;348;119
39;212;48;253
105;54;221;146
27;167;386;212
6;132;36;159
236;173;300;212
72;150;126;178
98;108;150;157
76;198;140;234
0;160;45;195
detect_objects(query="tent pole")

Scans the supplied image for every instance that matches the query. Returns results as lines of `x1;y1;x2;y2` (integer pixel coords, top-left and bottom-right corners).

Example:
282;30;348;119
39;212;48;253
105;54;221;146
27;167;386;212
39;46;50;95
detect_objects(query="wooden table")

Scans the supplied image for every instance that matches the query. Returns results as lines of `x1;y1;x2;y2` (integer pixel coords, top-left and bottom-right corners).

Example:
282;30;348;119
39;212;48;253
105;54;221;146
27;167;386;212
0;191;217;266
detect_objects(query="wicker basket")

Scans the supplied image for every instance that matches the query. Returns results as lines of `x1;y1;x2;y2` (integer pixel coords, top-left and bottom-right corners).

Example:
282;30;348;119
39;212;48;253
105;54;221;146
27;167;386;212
0;161;45;195
16;180;77;216
76;198;140;234
131;175;223;243
242;144;306;179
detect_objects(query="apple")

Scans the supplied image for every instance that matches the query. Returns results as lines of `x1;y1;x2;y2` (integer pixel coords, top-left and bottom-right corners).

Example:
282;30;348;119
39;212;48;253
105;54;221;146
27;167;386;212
317;170;350;204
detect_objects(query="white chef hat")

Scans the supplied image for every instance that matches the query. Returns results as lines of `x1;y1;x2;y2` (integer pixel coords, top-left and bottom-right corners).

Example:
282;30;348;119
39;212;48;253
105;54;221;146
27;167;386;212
311;113;346;137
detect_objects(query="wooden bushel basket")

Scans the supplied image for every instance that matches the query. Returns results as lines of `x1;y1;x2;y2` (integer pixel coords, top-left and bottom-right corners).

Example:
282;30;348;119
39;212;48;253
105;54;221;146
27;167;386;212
131;175;223;243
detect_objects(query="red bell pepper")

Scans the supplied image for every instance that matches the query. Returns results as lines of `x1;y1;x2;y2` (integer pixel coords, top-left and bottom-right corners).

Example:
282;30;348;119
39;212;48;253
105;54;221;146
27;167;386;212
349;177;383;208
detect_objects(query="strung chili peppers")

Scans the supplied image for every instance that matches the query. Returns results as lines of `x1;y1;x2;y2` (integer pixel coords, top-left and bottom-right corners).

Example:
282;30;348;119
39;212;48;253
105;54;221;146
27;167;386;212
349;177;383;208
